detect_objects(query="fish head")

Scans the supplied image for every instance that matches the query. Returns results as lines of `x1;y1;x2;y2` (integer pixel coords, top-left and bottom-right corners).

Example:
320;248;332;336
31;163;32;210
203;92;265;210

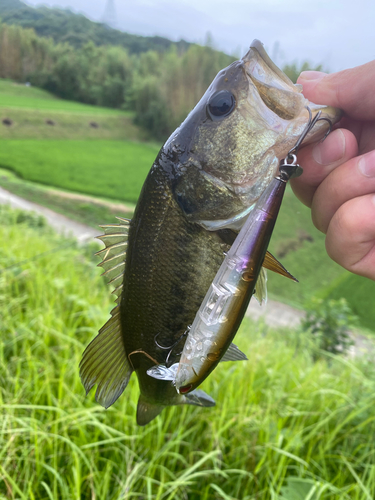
166;39;341;227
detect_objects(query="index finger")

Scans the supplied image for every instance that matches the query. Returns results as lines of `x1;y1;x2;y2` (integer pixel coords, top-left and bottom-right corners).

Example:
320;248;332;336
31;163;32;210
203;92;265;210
297;60;375;121
290;128;358;207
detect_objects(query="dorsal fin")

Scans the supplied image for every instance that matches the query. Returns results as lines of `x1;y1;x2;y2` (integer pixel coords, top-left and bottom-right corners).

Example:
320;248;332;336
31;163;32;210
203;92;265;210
79;305;133;408
263;251;298;282
80;218;132;408
136;395;164;426
96;218;130;298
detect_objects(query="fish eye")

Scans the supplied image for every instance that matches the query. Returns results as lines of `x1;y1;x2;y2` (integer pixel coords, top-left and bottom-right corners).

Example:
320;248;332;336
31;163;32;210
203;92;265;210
207;90;236;119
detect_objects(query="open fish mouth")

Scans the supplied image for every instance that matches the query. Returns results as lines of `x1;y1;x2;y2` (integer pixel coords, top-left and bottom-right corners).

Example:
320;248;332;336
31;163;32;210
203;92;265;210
242;39;341;141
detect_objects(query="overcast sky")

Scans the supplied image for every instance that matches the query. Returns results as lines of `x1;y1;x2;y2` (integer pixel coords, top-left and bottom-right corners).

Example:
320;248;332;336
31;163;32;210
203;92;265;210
25;0;375;73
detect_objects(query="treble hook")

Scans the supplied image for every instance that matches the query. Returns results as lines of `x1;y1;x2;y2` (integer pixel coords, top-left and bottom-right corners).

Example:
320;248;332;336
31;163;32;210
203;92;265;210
154;329;189;367
287;106;333;160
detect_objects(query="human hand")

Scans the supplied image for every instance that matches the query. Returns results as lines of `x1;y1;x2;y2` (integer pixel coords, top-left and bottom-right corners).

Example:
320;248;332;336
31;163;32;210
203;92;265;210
290;61;375;281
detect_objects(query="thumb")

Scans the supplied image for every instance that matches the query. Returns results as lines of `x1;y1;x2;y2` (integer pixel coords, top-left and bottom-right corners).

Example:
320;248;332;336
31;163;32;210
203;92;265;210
297;61;375;121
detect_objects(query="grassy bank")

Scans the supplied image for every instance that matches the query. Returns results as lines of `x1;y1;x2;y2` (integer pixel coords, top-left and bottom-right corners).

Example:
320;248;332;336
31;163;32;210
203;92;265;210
266;187;346;305
0;168;134;227
1;206;375;499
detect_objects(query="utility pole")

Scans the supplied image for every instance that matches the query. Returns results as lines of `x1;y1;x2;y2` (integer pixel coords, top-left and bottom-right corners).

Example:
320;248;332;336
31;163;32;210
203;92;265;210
102;0;117;29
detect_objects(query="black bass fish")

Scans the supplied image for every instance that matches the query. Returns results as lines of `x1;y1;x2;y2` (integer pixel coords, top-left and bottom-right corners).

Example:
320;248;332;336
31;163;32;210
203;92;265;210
80;40;340;425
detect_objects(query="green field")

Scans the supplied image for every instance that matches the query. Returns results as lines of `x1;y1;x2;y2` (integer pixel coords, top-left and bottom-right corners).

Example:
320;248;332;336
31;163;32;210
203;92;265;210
0;79;131;115
1;206;375;499
0;139;160;203
0;80;145;141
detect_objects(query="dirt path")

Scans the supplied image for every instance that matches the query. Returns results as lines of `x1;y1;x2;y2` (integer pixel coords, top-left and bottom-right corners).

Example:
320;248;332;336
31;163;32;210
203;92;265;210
0;185;98;243
1;184;373;355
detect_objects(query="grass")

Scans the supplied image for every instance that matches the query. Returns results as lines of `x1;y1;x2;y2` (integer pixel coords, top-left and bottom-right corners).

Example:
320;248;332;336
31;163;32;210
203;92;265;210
1;205;375;499
0;79;144;141
0;108;145;140
0;168;134;228
0;139;160;203
0;79;131;115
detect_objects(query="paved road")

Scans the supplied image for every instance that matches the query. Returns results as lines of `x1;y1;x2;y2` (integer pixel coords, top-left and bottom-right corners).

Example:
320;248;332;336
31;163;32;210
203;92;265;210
1;185;374;356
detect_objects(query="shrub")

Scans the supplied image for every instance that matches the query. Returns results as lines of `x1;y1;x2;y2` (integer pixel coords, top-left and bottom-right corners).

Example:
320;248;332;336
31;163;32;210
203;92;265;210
301;298;357;356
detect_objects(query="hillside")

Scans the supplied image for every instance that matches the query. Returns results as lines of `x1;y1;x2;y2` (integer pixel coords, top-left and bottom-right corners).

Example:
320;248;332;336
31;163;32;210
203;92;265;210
0;0;191;52
0;0;24;11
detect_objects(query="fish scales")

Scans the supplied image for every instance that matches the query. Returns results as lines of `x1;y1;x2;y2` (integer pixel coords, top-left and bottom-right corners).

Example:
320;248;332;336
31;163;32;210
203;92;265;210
122;163;225;367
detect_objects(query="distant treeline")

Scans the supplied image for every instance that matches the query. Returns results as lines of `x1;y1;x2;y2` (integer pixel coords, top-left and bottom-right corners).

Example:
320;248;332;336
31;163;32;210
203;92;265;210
0;20;324;140
0;23;234;139
0;0;191;53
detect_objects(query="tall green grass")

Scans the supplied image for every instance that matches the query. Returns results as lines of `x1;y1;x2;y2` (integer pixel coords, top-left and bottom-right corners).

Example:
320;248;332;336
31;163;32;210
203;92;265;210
1;205;375;499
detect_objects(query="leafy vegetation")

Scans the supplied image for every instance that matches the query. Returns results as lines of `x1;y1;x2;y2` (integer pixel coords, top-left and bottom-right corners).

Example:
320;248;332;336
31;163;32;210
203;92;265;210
0;0;24;12
301;298;356;356
0;22;233;139
1;206;375;499
318;273;375;332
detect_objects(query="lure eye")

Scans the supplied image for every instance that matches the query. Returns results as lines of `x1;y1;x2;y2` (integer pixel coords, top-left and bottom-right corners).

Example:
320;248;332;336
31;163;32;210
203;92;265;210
179;384;193;394
207;90;236;119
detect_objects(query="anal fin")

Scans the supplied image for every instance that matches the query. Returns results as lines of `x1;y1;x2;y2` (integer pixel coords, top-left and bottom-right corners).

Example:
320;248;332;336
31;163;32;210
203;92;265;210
221;343;248;362
79;305;133;409
184;389;215;407
137;395;164;426
263;251;298;282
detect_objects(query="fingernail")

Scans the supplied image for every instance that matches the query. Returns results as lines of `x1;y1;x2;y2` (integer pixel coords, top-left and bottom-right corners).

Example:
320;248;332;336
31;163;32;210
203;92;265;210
299;71;327;82
312;129;345;165
358;151;375;177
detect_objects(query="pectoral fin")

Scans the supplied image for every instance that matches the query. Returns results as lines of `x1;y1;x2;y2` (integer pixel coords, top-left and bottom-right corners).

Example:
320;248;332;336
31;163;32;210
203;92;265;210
137;396;164;426
263;251;298;282
254;267;268;305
